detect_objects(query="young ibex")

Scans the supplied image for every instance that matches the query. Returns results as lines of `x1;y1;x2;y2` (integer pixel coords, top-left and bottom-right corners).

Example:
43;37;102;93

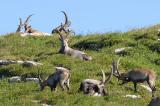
112;58;156;97
38;67;70;91
79;69;113;96
148;96;160;106
56;30;92;61
52;11;75;35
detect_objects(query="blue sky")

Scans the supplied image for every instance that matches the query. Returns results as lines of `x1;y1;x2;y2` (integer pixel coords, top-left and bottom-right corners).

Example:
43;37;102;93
0;0;160;35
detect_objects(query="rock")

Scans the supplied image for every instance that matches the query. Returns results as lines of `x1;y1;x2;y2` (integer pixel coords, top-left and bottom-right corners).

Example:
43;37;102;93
0;60;16;65
22;61;43;67
8;76;21;83
115;47;132;54
124;94;141;99
25;78;39;83
0;60;42;67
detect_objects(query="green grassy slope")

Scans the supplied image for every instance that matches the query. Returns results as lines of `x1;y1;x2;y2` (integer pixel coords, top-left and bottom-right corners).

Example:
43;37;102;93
0;25;160;106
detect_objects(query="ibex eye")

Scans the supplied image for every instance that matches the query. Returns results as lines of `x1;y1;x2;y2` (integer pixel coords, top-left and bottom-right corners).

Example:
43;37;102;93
125;77;129;80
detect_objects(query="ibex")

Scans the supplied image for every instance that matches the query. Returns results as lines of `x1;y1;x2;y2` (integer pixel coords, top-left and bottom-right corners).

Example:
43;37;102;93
112;58;156;97
22;14;50;36
38;67;70;91
52;11;75;35
79;69;113;96
56;30;92;61
24;14;38;33
148;96;160;106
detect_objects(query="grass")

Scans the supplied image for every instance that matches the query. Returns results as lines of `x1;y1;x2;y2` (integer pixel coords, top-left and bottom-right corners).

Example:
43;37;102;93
0;25;160;106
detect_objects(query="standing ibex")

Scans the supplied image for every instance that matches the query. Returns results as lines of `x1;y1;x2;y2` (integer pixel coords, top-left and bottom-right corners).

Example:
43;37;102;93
112;58;156;97
79;69;113;96
52;11;75;35
56;30;92;61
38;67;70;91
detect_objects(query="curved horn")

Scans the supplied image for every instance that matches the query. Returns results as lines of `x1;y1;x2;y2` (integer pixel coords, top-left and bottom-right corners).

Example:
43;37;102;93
116;58;121;76
24;14;34;25
61;11;71;27
38;70;42;84
101;69;106;84
19;18;23;25
16;18;23;32
61;11;68;25
112;59;120;77
105;66;113;84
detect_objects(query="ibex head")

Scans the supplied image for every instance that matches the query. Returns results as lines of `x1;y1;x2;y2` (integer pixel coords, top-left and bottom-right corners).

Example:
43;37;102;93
52;11;71;34
24;14;34;32
98;69;113;95
57;29;70;46
112;58;132;83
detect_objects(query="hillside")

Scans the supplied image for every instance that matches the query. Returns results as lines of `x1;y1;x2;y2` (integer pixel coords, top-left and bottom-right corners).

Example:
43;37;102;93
0;26;160;106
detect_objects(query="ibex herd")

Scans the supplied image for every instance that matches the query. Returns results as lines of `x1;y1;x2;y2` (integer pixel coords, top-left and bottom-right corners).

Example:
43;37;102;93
8;11;159;105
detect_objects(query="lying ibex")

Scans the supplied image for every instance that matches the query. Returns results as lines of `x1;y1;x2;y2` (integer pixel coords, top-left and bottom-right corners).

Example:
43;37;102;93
24;14;38;33
20;14;50;36
38;67;70;91
79;69;113;96
148;96;160;106
56;30;92;61
52;11;75;35
112;58;156;97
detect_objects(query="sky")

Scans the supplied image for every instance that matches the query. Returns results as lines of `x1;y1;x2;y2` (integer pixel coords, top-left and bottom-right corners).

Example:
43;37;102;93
0;0;160;35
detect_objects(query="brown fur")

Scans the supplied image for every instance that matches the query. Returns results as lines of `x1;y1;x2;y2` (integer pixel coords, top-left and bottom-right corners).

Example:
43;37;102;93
113;59;156;97
39;67;70;91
